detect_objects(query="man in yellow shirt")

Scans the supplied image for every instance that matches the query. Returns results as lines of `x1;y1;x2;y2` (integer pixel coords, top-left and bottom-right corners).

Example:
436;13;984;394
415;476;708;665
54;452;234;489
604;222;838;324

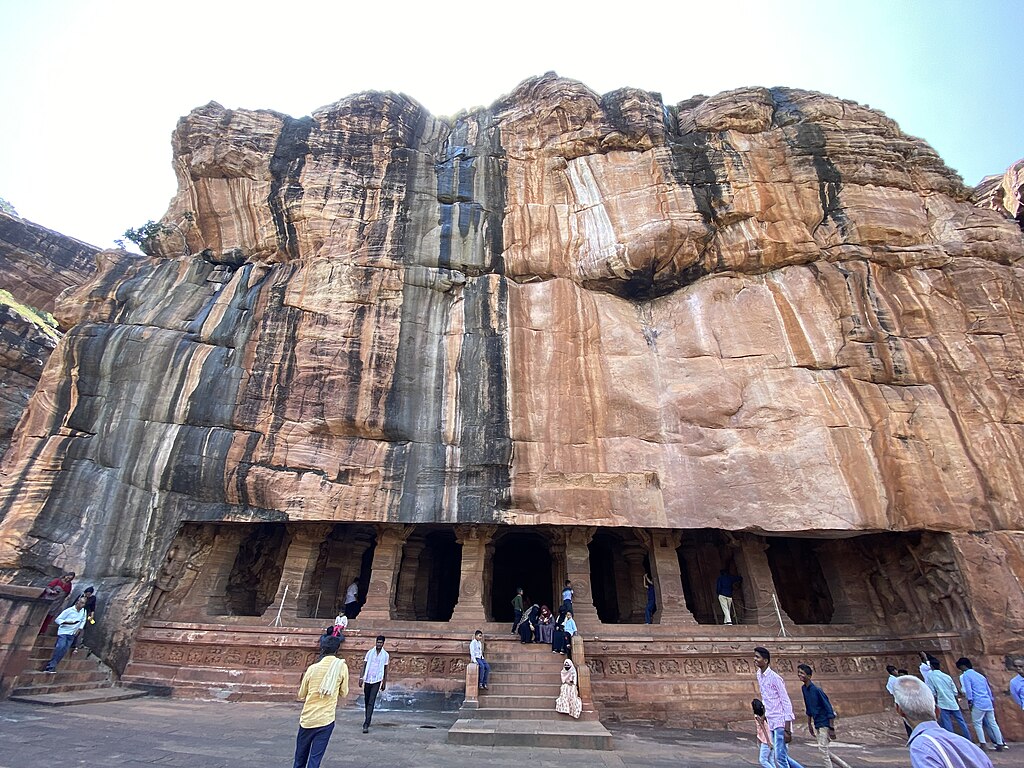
294;634;349;768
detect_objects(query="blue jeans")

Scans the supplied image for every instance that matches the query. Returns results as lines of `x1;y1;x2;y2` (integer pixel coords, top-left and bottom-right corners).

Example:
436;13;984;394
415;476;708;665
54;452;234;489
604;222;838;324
293;721;334;768
758;743;775;768
511;610;521;632
772;727;805;768
476;658;490;687
938;707;971;739
44;633;75;671
969;707;1004;746
645;601;656;624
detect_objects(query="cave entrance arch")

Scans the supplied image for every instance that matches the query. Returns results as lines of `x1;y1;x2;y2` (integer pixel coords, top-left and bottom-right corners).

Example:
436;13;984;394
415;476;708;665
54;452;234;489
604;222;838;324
305;524;376;620
394;528;462;621
589;529;650;624
224;523;289;616
766;536;835;624
489;531;553;622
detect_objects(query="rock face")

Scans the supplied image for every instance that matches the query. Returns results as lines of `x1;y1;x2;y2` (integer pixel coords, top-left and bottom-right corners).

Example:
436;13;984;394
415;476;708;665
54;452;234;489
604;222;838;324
975;158;1024;230
1;75;1024;680
0;213;99;455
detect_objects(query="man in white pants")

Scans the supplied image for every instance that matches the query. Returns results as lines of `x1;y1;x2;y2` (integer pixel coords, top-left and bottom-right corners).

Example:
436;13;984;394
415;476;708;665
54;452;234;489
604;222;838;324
715;569;742;625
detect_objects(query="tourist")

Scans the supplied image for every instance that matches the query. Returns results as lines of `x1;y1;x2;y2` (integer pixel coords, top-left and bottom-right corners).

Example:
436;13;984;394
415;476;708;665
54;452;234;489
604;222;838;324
554;658;583;719
644;573;656;624
955;657;1008;751
551;609;567;654
560;580;573;614
927;658;971;739
918;651;936;681
293;634;349;768
752;698;775;768
42;594;88;673
343;579;360;619
1010;657;1024;710
358;635;388;733
797;663;851;768
536;605;554;644
470;629;489;690
511;587;524;633
562;610;578;658
331;608;348;637
516;603;539;643
71;586;97;653
893;675;993;768
753;646;805;768
716;569;742;625
39;572;75;634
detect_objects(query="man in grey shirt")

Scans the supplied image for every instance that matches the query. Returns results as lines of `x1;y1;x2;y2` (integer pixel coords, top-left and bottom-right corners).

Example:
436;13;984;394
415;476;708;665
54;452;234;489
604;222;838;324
894;675;992;768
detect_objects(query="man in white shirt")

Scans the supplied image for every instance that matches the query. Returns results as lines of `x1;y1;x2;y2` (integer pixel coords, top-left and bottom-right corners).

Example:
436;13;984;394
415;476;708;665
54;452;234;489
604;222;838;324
43;594;87;673
358;635;388;733
343;579;360;619
469;630;490;690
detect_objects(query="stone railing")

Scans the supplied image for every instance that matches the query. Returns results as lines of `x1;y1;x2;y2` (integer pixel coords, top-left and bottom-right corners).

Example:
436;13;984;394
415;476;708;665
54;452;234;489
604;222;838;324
463;661;479;709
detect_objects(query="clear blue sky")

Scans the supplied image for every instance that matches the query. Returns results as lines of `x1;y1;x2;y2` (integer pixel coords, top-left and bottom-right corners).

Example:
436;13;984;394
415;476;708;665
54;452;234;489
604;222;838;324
0;0;1021;249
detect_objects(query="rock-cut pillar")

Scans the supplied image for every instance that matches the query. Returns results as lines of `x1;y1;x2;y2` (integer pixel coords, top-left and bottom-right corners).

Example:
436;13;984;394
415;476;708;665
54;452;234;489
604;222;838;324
737;536;794;629
263;524;333;623
560;527;601;629
641;529;698;626
358;525;413;624
450;525;495;625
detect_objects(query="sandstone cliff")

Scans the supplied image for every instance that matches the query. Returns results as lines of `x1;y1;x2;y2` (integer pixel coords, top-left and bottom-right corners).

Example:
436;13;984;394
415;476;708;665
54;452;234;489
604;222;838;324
1;76;1023;668
0;213;99;455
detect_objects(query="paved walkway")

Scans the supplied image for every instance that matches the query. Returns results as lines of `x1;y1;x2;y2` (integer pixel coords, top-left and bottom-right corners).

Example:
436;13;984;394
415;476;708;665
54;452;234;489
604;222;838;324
0;697;1015;767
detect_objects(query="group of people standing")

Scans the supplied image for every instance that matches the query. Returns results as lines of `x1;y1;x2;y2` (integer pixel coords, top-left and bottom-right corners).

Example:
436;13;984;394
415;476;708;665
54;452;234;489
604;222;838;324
885;651;1011;758
38;573;98;675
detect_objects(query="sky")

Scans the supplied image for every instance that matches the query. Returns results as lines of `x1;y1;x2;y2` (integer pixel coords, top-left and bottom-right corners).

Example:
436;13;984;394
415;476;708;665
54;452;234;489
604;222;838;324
0;0;1021;249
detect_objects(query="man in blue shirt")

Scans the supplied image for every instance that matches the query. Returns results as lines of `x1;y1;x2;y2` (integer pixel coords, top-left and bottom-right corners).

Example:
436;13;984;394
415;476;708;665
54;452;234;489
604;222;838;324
955;657;1007;751
927;658;971;739
1011;658;1024;711
893;675;993;768
715;569;742;625
797;663;851;768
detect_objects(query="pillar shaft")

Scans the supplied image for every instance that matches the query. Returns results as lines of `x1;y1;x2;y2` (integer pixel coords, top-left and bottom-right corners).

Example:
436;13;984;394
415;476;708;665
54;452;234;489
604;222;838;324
450;525;494;624
643;529;698;625
561;527;601;629
264;524;333;622
358;525;413;623
737;536;793;628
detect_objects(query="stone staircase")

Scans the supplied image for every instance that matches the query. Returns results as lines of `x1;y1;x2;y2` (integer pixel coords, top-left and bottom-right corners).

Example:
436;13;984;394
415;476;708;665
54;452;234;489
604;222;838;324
447;635;613;749
8;633;147;706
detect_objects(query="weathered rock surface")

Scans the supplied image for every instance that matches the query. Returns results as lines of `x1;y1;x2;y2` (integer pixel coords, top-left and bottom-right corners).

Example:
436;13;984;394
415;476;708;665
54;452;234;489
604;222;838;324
1;76;1024;668
974;157;1024;230
0;213;99;455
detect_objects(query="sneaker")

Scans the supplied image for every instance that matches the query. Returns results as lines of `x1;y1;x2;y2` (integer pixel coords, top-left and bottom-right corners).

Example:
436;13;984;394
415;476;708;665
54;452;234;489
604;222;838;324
994;744;1007;752
362;726;369;734
43;669;55;674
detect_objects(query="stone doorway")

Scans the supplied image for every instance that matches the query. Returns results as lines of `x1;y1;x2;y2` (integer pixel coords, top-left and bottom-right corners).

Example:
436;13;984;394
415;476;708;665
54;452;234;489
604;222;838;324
589;530;650;623
490;531;553;621
394;529;462;621
306;525;376;620
676;530;740;624
766;537;835;624
223;523;289;616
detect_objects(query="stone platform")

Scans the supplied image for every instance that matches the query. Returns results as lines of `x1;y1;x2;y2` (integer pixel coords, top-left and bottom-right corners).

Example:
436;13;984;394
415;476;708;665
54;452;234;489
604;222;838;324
118;618;978;729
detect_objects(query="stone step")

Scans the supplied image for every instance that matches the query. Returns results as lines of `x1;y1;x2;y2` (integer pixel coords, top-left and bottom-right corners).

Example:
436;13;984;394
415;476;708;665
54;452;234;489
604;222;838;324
11;680;117;696
479;682;561;696
16;669;111;686
488;660;568;672
474;694;562;709
9;687;148;707
447;718;613;750
468;707;601;722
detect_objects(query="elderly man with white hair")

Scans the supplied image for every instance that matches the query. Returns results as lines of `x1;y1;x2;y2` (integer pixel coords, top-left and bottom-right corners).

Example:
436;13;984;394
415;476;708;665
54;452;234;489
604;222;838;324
893;675;993;768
